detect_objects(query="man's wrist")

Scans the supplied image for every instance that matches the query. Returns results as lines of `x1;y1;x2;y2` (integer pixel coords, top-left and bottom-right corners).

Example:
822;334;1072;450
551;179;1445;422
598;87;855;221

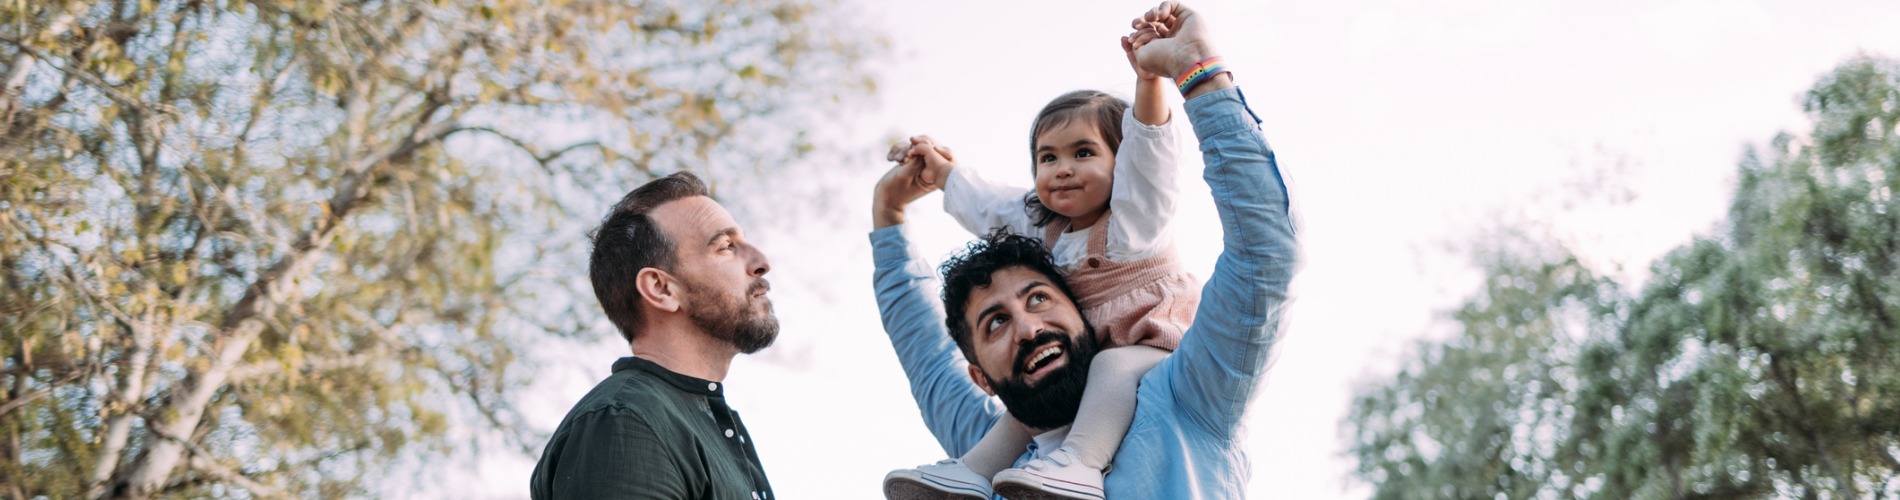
1182;72;1234;101
1162;42;1221;78
1173;55;1230;96
872;204;906;229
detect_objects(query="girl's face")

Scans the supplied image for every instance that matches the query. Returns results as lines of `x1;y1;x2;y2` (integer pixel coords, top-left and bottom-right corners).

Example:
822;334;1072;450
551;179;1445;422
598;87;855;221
1032;120;1114;230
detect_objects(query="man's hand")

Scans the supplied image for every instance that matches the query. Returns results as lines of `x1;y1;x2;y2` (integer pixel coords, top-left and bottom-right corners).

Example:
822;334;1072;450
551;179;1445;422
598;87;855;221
1130;1;1232;99
909;136;957;190
886;135;957;190
874;137;951;228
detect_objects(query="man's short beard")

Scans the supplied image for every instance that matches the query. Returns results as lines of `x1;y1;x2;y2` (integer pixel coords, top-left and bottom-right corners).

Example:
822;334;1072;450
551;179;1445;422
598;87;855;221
984;327;1099;430
686;278;779;354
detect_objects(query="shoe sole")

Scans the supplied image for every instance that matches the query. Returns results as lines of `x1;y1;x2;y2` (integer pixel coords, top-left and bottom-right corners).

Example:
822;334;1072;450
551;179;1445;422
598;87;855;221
992;479;1103;500
884;476;987;500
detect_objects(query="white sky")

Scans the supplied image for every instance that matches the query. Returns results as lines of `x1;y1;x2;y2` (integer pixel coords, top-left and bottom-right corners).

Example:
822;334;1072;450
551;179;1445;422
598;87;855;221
464;1;1900;498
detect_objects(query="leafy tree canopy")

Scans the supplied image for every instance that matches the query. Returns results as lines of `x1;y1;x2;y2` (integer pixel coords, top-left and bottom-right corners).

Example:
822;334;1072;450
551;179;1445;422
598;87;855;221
0;0;880;497
1348;57;1900;499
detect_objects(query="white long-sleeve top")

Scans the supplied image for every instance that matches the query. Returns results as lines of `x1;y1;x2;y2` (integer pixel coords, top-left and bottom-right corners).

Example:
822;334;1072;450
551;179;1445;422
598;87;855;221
942;107;1181;273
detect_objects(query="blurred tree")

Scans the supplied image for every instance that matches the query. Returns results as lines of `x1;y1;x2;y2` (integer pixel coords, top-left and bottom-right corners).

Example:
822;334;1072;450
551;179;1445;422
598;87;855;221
0;0;879;497
1347;57;1900;499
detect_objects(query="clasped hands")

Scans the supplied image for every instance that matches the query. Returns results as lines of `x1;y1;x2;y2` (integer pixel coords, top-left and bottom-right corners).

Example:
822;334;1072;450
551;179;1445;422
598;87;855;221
873;1;1219;228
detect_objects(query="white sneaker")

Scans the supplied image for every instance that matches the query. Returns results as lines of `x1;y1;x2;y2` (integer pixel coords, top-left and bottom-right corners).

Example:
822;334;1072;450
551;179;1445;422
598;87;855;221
883;458;992;500
990;447;1104;500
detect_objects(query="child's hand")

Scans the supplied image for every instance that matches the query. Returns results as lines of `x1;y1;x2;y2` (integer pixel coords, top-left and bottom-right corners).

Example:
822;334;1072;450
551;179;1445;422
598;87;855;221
1129;1;1222;86
900;135;957;190
887;141;919;164
1123;24;1170;82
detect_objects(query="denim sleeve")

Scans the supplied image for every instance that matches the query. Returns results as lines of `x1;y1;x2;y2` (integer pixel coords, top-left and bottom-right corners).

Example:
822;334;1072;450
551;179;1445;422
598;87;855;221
1163;87;1302;440
870;225;1006;457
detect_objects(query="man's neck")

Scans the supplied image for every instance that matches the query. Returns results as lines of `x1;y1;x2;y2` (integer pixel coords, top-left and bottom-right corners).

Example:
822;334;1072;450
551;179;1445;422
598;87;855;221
629;323;736;381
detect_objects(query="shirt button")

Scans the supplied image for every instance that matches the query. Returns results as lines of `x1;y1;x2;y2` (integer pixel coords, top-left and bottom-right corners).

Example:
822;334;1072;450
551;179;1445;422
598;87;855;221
1087;257;1101;268
708;382;718;391
725;429;735;438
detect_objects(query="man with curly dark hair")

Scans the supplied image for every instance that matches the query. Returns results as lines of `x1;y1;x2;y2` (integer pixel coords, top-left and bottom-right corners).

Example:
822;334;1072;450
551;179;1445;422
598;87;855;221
866;3;1302;498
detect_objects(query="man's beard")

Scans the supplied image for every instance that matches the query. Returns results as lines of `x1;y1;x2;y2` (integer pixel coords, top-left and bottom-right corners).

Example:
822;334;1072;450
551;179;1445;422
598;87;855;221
984;327;1099;430
685;277;779;354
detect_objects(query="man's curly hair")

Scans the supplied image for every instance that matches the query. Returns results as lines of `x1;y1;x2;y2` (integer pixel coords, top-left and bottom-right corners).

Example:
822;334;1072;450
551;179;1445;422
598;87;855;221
938;228;1085;364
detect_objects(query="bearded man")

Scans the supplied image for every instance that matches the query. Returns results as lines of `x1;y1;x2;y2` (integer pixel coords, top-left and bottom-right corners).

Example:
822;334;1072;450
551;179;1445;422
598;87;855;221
531;172;781;500
868;2;1301;497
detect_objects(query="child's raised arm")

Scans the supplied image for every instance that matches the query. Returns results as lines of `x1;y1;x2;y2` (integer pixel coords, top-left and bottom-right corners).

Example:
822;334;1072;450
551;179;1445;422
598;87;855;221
1123;27;1172;126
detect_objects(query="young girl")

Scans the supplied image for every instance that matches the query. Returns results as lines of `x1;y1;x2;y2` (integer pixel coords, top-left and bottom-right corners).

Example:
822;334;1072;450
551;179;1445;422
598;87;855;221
883;30;1199;500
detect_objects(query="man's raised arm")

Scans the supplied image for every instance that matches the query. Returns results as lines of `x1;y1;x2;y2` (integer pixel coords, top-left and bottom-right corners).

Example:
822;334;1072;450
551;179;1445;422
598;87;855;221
869;152;1004;457
1132;1;1302;438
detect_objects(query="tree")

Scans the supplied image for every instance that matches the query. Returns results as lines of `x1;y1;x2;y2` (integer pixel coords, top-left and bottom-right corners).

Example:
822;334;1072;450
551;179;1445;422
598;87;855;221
0;0;880;497
1347;57;1900;499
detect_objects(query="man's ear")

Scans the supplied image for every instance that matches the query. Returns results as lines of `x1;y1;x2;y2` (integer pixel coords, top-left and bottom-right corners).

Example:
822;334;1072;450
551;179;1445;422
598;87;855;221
966;363;994;396
635;267;681;313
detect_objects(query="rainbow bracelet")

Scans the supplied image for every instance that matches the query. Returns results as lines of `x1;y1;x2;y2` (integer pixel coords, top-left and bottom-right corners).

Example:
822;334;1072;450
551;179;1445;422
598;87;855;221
1175;56;1229;95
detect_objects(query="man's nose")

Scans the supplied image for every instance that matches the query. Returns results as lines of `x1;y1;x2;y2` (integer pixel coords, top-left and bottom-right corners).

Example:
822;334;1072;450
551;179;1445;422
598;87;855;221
747;244;770;277
1011;314;1045;343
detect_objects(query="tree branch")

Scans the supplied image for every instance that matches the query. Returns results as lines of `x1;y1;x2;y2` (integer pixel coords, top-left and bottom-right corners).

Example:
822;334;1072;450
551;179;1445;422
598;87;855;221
0;36;183;119
227;353;380;384
148;426;286;499
0;387;51;417
0;6;80;122
112;114;466;497
447;125;632;167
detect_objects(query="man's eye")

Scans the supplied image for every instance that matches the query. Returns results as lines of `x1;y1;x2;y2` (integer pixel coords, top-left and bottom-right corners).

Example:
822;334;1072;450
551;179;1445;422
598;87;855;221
987;315;1008;332
1028;293;1047;306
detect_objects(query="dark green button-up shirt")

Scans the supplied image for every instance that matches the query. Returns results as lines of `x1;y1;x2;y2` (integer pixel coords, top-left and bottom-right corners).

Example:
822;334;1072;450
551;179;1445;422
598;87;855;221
531;357;775;500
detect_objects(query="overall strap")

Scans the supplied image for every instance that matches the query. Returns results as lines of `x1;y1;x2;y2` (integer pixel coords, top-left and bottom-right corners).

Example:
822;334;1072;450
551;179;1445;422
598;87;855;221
1084;209;1113;257
1041;219;1066;250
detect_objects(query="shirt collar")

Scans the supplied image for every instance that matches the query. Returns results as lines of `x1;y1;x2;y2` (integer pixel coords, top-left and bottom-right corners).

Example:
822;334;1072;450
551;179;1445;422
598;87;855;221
614;356;726;397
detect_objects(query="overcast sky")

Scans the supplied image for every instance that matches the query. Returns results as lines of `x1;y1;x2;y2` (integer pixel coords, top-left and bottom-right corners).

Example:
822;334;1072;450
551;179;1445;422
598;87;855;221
470;1;1900;498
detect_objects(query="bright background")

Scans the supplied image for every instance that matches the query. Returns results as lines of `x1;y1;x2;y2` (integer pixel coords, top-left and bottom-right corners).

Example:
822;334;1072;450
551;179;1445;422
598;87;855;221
471;1;1900;498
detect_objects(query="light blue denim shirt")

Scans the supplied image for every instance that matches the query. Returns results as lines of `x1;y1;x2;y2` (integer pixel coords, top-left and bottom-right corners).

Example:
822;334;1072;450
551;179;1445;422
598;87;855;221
870;87;1300;498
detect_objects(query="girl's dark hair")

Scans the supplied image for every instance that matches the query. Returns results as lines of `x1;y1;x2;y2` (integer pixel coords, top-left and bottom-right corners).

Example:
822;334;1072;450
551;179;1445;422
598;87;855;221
1023;90;1130;227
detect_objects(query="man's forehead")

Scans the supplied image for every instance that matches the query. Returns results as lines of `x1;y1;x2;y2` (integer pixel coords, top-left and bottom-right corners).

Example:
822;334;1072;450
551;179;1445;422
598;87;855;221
964;266;1056;312
651;196;736;241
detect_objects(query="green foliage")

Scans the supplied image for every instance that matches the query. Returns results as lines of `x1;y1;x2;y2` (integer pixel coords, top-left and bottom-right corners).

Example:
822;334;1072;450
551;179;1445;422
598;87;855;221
1348;57;1900;499
0;0;880;497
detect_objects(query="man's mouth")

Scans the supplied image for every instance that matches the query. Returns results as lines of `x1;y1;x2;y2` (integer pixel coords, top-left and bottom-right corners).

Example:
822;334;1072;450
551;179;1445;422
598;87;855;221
750;279;771;298
1022;342;1066;377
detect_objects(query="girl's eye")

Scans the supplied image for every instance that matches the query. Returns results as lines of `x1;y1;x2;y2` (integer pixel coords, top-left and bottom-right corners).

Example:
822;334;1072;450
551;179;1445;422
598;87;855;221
1076;148;1095;158
1039;154;1057;164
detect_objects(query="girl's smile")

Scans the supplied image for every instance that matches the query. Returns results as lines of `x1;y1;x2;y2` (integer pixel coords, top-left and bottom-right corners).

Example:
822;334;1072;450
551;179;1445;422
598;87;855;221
1032;120;1115;230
